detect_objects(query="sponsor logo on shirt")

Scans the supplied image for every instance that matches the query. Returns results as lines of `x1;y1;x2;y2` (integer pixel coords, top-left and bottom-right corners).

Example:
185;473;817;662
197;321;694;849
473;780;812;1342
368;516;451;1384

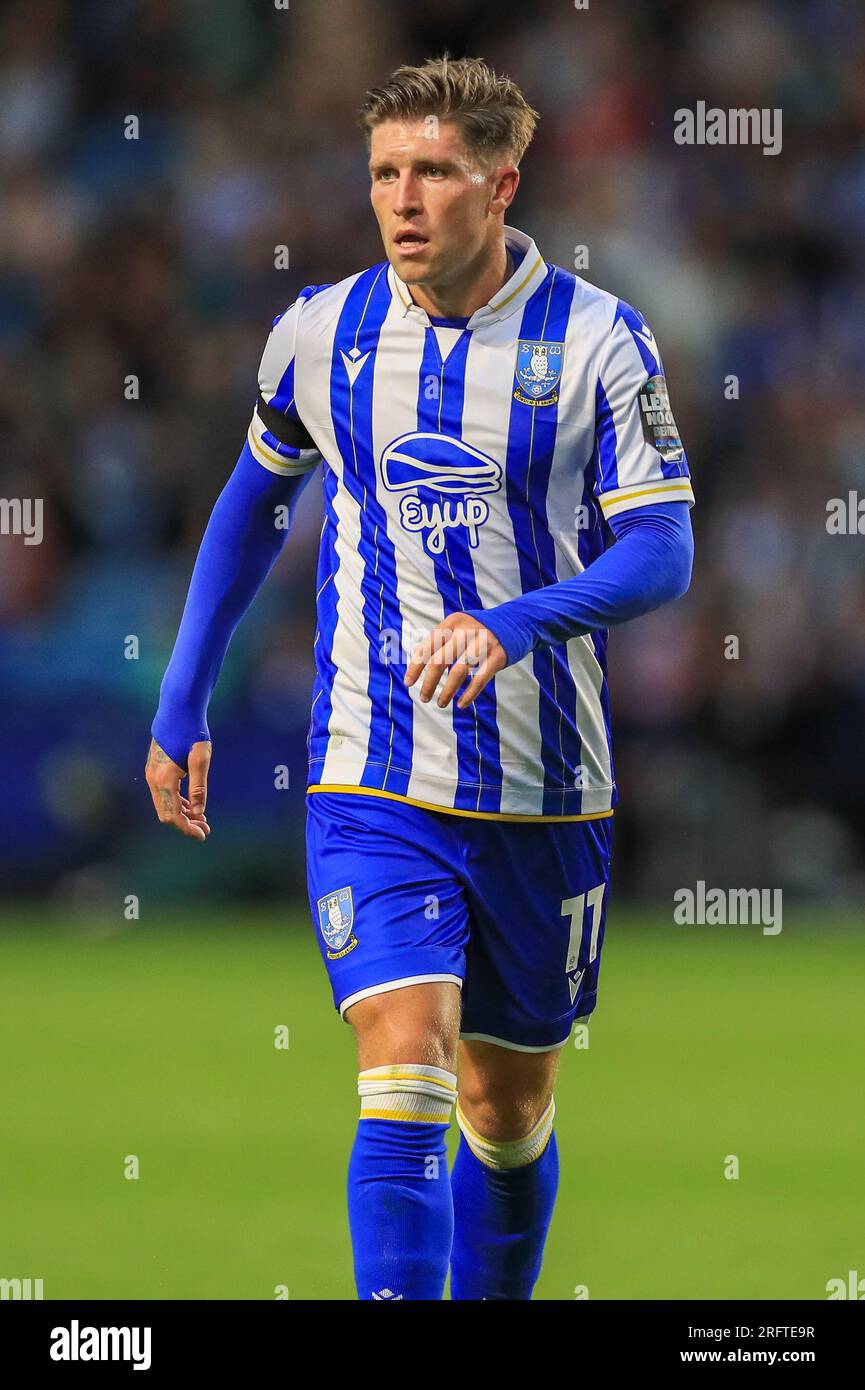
379;432;502;555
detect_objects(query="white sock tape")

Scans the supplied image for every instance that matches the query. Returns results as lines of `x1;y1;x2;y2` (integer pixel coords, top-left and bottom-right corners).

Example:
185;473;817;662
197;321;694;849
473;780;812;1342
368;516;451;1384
456;1098;555;1169
358;1064;458;1124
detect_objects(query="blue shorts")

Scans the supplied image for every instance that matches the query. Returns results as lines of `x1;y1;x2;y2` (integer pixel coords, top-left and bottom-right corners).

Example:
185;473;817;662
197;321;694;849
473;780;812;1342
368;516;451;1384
305;790;614;1052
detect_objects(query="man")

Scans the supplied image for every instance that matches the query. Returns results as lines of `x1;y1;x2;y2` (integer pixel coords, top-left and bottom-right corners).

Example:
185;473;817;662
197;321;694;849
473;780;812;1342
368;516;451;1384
146;55;694;1300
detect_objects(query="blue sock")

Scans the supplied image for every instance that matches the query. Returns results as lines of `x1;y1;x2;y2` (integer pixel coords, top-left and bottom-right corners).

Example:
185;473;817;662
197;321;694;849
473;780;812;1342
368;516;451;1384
450;1130;560;1300
348;1118;454;1300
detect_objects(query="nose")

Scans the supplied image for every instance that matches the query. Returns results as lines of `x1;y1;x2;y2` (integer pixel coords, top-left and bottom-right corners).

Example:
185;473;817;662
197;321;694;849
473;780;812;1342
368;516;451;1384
392;173;421;219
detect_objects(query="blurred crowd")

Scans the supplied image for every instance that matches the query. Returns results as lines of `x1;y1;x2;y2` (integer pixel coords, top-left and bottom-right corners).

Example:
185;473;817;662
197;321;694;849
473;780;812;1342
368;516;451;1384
1;0;863;904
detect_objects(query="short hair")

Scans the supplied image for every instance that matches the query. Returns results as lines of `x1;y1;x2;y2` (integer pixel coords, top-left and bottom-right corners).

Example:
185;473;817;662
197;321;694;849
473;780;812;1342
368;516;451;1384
358;54;539;167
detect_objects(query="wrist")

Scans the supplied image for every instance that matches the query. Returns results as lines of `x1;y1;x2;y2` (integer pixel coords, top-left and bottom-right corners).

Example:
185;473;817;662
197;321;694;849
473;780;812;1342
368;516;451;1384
151;700;210;772
462;605;534;668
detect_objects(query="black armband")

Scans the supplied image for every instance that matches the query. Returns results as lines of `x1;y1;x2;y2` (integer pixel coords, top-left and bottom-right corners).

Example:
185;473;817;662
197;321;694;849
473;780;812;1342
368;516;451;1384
255;393;317;451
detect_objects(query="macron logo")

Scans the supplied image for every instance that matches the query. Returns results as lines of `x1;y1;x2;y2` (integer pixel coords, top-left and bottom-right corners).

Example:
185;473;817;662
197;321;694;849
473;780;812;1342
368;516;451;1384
50;1321;151;1371
631;322;656;352
340;347;372;387
568;969;584;1005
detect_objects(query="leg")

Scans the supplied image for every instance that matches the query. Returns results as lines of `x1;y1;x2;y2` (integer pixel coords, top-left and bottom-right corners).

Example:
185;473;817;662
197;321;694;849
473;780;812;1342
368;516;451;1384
351;978;460;1073
450;813;614;1299
345;982;461;1300
449;1039;562;1300
305;788;471;1301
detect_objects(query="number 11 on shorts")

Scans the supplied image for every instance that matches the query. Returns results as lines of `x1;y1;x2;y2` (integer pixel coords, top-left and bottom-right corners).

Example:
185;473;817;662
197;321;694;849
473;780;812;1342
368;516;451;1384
561;884;606;1001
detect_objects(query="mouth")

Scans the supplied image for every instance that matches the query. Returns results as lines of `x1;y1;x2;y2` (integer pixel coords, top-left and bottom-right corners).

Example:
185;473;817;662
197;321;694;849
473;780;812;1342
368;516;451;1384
393;230;429;255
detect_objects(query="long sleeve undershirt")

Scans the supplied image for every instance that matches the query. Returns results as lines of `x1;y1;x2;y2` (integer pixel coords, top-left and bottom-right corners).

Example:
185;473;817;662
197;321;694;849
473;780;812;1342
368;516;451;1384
151;442;314;769
152;445;693;770
463;500;693;667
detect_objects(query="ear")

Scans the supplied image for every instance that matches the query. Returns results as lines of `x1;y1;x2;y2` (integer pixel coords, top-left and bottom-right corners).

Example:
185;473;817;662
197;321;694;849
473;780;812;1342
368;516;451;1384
489;165;520;216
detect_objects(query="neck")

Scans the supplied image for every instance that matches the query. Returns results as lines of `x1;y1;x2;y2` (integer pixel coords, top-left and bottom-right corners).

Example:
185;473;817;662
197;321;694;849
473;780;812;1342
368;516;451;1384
407;238;512;319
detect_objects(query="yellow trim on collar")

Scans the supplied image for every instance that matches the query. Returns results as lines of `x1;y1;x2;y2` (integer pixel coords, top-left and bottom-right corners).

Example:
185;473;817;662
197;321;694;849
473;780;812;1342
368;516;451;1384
490;254;544;311
390;250;544;319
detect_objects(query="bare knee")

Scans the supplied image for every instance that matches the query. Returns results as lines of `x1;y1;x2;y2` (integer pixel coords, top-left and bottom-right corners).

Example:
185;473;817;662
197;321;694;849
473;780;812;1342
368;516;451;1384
457;1041;560;1142
458;1077;553;1142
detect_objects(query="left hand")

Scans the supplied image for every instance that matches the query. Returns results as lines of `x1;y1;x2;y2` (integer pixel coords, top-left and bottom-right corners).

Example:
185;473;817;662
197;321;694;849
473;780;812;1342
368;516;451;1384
404;612;507;710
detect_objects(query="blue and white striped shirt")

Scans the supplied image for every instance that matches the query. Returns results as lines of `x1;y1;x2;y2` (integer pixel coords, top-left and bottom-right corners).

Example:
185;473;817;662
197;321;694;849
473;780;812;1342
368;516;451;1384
247;225;694;819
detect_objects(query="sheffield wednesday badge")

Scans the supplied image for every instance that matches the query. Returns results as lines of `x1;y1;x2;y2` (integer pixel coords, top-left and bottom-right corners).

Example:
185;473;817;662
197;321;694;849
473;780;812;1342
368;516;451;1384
514;340;564;406
317;886;358;959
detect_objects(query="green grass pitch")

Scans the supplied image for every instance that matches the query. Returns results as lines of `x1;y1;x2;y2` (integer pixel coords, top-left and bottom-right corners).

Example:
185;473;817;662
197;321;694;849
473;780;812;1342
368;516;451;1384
1;908;862;1300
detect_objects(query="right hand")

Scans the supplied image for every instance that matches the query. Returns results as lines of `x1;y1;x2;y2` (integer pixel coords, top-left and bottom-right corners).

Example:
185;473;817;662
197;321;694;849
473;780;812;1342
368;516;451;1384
145;738;212;841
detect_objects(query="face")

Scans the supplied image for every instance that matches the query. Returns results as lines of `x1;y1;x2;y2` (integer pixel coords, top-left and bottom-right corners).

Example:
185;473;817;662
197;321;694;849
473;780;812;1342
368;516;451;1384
368;118;518;288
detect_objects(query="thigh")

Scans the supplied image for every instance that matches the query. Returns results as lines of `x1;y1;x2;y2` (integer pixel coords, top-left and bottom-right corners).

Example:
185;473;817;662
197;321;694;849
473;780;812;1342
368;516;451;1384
459;815;614;1051
305;790;470;1020
349;980;462;1072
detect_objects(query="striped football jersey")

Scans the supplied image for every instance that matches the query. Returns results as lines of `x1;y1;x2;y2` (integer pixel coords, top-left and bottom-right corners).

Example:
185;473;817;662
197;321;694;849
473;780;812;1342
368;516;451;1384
247;225;694;819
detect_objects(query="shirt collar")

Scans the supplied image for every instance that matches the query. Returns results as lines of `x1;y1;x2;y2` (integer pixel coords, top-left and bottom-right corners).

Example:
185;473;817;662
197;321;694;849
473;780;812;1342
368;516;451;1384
387;224;548;329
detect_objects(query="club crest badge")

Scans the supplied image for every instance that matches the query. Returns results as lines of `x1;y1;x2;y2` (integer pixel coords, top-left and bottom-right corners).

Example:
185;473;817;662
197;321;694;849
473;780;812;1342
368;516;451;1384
514;340;564;406
317;886;358;959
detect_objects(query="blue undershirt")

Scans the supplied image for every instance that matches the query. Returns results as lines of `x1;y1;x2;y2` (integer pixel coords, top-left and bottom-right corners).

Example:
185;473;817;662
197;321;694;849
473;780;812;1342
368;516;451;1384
152;442;693;770
464;500;693;667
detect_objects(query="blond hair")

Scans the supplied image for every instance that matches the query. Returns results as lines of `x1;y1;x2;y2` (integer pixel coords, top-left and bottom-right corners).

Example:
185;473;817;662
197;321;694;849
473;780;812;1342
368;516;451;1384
359;54;538;166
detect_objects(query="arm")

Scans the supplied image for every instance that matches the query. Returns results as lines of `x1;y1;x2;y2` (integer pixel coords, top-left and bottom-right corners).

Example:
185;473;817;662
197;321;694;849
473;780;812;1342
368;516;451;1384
146;289;324;837
405;502;693;709
146;442;314;837
462;500;694;667
151;440;314;767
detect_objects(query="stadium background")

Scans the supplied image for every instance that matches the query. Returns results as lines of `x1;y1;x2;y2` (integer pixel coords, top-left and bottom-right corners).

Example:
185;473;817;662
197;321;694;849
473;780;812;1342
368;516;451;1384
1;0;863;1300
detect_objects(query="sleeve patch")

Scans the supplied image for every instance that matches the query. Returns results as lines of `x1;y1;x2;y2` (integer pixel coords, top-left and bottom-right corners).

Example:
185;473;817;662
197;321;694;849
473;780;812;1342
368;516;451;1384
638;375;684;463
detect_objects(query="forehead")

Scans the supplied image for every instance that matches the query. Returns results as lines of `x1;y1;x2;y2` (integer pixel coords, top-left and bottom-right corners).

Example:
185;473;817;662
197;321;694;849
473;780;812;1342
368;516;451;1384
368;118;475;167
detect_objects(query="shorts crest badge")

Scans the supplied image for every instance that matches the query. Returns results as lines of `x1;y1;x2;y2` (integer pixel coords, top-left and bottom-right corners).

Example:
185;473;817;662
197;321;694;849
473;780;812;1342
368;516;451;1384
317;886;358;959
514;339;564;406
